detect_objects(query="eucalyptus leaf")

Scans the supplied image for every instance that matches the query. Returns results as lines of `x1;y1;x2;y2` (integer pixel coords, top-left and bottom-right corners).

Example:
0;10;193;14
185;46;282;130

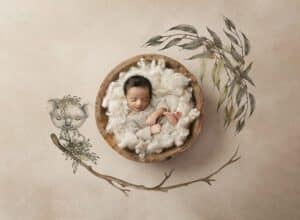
198;59;206;84
222;54;234;70
159;37;182;50
186;51;214;60
211;62;218;86
236;119;245;133
236;86;246;106
249;93;255;116
229;105;234;118
217;86;228;112
224;104;234;128
244;74;255;86
167;24;198;35
224;105;230;127
207;27;223;49
147;40;164;46
212;59;224;90
224;30;239;45
216;79;221;91
145;35;163;44
228;80;236;97
234;105;245;119
223;16;236;31
179;37;207;50
231;44;244;64
243;62;253;75
242;32;250;55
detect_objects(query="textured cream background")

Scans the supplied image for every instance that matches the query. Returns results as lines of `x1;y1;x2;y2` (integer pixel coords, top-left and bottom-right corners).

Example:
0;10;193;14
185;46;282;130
0;0;299;219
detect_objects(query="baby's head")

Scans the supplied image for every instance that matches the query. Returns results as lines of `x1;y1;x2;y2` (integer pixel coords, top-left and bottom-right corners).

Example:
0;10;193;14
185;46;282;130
123;75;152;112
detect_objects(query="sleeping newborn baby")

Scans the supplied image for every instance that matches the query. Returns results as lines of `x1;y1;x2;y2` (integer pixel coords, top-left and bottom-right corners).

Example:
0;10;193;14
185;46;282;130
123;75;182;157
102;58;200;158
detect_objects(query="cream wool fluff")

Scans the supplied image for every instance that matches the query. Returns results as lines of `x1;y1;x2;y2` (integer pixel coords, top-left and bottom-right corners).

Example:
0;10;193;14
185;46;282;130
102;58;200;158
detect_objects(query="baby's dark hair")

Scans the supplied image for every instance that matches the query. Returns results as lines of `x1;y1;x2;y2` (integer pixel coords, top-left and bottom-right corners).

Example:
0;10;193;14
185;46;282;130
123;75;152;98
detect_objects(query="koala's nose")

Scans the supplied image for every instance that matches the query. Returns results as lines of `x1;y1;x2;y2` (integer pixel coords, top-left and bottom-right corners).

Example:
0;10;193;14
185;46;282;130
65;118;72;126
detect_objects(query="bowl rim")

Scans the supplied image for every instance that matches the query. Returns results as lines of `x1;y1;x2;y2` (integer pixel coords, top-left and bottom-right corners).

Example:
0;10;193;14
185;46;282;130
95;53;204;163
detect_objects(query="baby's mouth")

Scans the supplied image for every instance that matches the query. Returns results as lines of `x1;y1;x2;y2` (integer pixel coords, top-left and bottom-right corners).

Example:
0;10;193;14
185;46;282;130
134;107;144;111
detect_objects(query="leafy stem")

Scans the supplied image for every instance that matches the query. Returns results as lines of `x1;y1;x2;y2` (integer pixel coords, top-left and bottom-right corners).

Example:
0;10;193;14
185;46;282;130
51;133;240;196
143;16;255;134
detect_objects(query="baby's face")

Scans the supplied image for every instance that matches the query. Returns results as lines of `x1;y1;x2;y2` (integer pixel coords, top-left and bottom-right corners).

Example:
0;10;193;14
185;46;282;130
126;87;150;112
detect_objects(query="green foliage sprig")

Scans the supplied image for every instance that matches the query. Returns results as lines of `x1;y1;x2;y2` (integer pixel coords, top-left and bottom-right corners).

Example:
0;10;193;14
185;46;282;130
144;16;256;134
63;138;99;174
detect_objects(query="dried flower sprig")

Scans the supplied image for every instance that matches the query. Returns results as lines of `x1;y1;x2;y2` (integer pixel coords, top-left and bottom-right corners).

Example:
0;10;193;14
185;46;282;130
144;16;256;134
51;133;240;196
63;138;99;174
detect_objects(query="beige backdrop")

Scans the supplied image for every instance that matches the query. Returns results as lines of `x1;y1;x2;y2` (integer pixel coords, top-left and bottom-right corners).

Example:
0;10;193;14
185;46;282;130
1;0;299;219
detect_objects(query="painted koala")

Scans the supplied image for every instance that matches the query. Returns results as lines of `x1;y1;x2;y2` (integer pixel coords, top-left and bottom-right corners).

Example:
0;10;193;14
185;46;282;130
48;95;88;146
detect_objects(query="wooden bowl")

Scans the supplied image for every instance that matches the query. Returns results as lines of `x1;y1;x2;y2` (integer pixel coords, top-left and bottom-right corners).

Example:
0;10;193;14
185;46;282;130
95;54;204;163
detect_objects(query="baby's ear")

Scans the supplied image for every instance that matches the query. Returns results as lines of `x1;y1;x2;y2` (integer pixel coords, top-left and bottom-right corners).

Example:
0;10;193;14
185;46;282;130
82;103;89;117
47;99;59;113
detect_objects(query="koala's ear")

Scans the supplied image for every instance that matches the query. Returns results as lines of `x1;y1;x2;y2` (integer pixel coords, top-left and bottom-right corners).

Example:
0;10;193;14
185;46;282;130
82;103;89;117
47;99;59;113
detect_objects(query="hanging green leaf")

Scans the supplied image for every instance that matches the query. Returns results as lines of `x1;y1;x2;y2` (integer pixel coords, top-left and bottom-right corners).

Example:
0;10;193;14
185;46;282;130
224;104;234;128
231;44;244;64
147;40;164;47
212;59;224;91
186;50;215;60
223;16;236;31
198;59;206;84
236;86;246;106
242;32;250;56
243;62;253;75
211;62;217;84
217;85;228;112
167;24;198;35
224;30;239;45
159;37;182;50
221;54;234;70
243;75;255;86
228;80;236;97
236;119;245;133
234;105;245;119
207;27;223;49
249;93;256;116
144;35;164;46
179;37;207;50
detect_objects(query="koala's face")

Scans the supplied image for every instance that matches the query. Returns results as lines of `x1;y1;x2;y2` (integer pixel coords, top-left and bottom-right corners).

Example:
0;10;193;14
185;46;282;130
49;102;88;130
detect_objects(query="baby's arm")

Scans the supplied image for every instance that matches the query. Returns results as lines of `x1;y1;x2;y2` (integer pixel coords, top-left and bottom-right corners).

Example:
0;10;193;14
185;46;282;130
145;107;168;126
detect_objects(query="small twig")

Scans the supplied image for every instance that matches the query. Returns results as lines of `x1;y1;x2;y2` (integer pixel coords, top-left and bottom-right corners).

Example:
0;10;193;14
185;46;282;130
50;133;241;195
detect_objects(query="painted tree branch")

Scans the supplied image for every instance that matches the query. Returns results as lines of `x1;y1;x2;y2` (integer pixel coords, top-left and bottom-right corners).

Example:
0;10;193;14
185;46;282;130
51;133;241;196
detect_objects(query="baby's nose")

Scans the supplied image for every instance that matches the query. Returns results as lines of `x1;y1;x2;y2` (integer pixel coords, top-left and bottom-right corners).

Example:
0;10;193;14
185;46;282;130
136;100;142;106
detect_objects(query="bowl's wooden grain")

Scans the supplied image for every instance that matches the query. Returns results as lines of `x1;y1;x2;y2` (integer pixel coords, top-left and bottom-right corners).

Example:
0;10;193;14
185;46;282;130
95;54;204;163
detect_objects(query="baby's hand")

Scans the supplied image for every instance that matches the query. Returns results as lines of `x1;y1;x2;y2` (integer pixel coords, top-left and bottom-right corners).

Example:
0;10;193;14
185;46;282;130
146;114;157;126
150;124;161;134
146;107;167;125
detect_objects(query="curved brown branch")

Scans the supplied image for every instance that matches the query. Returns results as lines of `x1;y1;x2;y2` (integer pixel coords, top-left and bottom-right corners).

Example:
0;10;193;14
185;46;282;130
50;133;240;195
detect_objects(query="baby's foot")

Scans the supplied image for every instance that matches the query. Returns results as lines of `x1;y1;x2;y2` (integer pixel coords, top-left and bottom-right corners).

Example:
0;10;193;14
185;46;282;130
174;111;182;120
163;111;182;125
